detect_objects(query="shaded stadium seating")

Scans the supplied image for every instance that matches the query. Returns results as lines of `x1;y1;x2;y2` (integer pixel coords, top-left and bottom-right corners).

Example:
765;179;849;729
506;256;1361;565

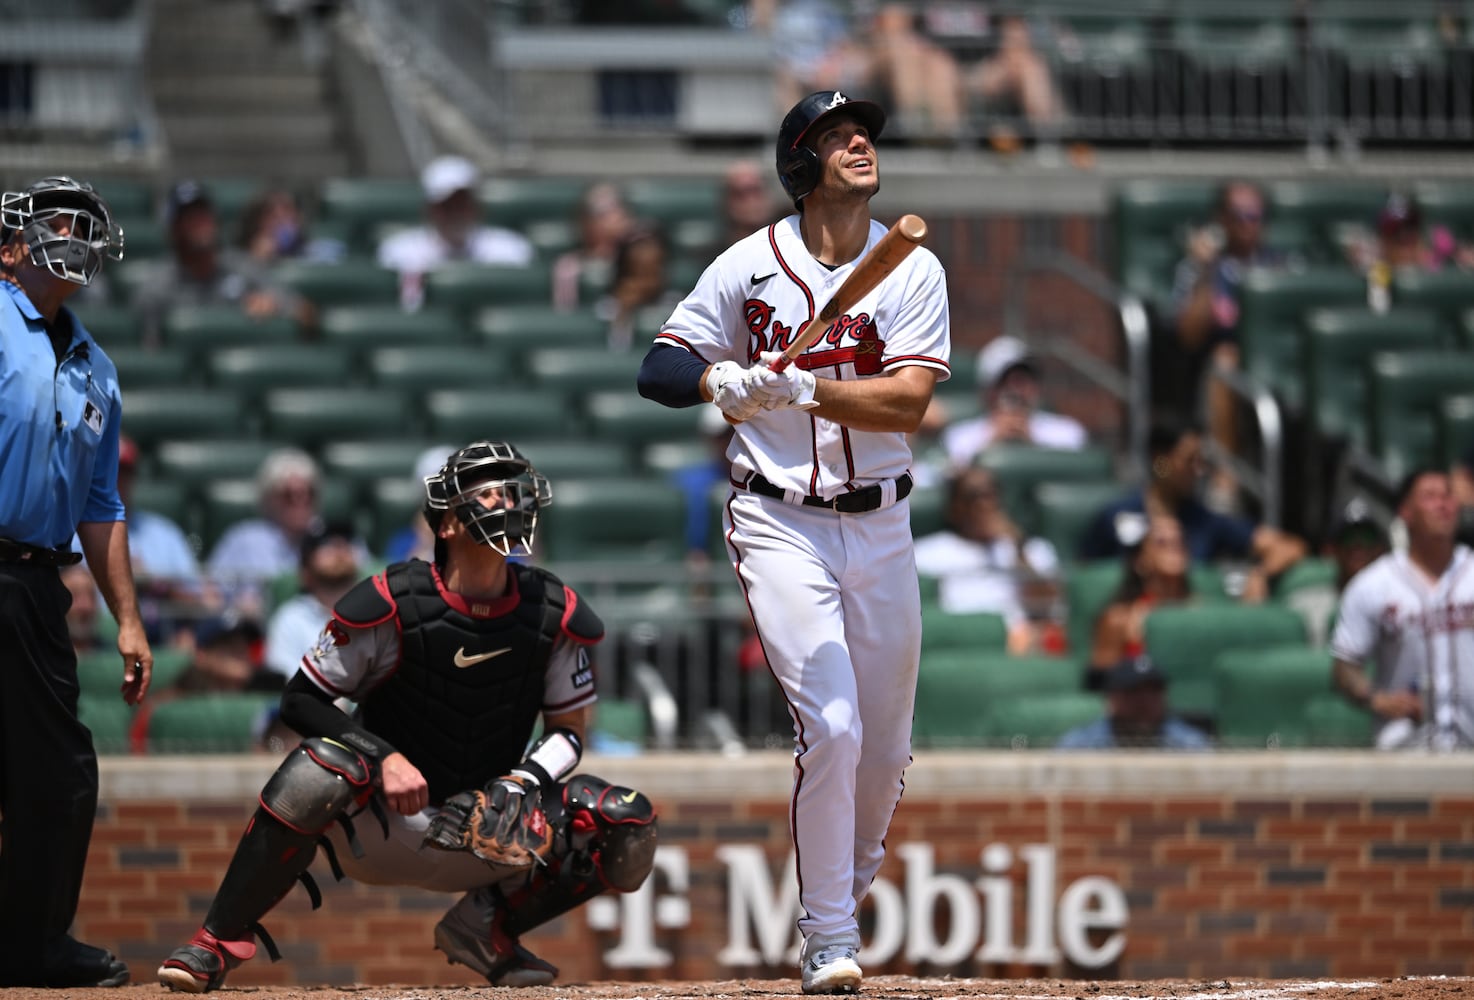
518;439;637;480
622;177;721;228
475;305;609;353
983;692;1106;749
1366;350;1474;483
1267;179;1388;259
319;439;437;488
319;304;465;347
141;693;280;753
1033;480;1128;557
207;344;357;400
317;177;425;251
153;439;279;488
1390;269;1474;332
110;345;194;388
973;445;1116;533
919;606;1010;652
161;304;302;353
424;260;555;315
365;345;506;391
583;390;703;448
914;651;1081;747
424;388;581;441
1235;267;1365;410
123;387;249;446
261;387;416;447
1214;644;1336;747
1143;603;1308;721
480;176;588;230
1303;692;1373;747
71;305;144;346
538;476;686;564
78;694;133;755
200;477;358;553
273;259;401;307
524;347;645;393
1439;393;1474;465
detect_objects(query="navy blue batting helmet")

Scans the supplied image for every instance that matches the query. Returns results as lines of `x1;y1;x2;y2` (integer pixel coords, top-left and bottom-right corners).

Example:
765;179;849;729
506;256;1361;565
775;91;886;208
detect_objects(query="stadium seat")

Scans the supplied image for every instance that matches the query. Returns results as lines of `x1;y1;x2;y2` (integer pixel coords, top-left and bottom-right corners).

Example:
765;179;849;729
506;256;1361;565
200;477;357;554
1267;180;1388;255
1411;180;1474;241
78;648;191;696
112;218;167;260
78;694;134;755
142;693;281;753
153;439;279;488
127;477;194;533
109;345;194;388
319;439;438;488
1439;393;1474;465
524;347;646;393
1143;603;1308;721
908;484;945;539
1301;306;1447;446
982;692;1106;749
622;178;722;228
592;697;648;748
538;476;686;564
317;177;426;250
367;476;427;555
1313;9;1446;75
319;304;465;347
584;390;703;448
1235;268;1366;411
122;387;248;446
474;305;609;353
273;259;401;308
261;387;416;447
518;439;637;480
1272;555;1337;601
423;387;581;442
1214;644;1334;748
365;345;506;391
197;177;268;230
1107;179;1216;300
161;304;302;353
913;651;1081;747
424;260;554;314
479;176;588;230
94;176;155;218
524;218;578;257
1033;480;1127;557
207;344;358;399
973;445;1115;533
1303;692;1373;748
1390;269;1474;331
920;605;1009;652
1366;350;1474;483
70;305;144;346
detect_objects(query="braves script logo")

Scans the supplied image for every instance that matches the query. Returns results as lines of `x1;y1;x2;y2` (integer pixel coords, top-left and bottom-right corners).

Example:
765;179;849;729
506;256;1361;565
743;297;884;374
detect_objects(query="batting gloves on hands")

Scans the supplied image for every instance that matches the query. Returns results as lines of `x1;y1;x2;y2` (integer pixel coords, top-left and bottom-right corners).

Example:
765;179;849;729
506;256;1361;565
706;360;764;422
750;352;819;411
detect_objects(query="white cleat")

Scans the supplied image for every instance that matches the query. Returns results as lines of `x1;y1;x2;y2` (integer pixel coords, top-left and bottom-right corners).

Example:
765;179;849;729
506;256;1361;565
801;933;863;995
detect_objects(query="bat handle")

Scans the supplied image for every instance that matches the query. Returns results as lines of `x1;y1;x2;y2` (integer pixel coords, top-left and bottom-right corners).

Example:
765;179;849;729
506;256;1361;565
768;355;793;374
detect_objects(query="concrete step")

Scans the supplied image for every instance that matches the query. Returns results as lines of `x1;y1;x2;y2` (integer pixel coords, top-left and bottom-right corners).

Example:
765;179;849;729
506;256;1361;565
162;111;338;149
168;148;354;179
152;77;328;112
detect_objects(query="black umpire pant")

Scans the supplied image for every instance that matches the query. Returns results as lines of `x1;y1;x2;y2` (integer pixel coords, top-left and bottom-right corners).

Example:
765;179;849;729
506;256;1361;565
0;561;98;980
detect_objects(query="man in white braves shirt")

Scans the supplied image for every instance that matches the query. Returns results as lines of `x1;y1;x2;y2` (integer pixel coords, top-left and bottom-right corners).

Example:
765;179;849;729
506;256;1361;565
1330;467;1474;750
637;90;950;994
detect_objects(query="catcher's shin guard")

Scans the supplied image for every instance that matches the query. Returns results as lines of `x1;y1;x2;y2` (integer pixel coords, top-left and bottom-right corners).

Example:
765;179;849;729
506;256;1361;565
498;773;658;938
158;738;377;993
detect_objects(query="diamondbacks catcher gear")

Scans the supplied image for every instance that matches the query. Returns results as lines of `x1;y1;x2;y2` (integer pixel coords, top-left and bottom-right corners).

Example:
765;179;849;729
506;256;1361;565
0;176;123;286
423;440;552;556
775;91;886;208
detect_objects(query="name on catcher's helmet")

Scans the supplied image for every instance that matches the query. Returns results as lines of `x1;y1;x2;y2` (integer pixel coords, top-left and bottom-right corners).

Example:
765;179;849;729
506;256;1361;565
0;175;124;287
775;91;886;207
423;441;552;556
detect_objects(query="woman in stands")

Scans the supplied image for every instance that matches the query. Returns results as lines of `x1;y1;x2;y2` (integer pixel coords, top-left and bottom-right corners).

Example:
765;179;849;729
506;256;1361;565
1086;514;1192;691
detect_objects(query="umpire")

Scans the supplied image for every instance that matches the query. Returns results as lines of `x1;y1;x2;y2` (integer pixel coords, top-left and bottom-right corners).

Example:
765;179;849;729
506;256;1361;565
0;176;152;988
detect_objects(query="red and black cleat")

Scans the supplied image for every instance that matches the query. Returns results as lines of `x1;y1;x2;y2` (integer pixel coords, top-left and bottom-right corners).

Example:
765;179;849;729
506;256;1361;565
157;929;257;994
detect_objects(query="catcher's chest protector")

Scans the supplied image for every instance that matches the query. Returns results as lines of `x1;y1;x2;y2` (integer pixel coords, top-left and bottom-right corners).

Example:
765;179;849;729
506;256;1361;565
359;562;564;804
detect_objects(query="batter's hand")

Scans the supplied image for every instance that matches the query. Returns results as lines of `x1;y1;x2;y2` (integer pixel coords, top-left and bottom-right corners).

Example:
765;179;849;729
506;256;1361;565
751;352;818;411
707;361;764;422
379;752;430;815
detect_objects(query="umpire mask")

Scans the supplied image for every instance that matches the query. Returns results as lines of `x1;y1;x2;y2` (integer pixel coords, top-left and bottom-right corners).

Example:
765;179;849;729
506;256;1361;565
0;176;124;287
424;441;552;557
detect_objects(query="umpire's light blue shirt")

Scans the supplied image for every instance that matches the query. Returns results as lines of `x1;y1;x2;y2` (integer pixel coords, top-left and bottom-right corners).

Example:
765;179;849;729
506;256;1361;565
0;281;125;549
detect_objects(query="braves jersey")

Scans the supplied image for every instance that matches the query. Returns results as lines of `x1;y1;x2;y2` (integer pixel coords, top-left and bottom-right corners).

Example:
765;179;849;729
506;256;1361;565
1329;545;1474;749
656;215;950;496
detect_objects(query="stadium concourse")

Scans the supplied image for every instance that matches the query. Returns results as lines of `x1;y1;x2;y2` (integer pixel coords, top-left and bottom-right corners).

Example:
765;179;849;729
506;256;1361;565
0;976;1470;999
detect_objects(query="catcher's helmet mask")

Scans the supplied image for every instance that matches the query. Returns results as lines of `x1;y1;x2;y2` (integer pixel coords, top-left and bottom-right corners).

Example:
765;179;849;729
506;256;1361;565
424;441;552;557
0;176;124;287
775;91;887;208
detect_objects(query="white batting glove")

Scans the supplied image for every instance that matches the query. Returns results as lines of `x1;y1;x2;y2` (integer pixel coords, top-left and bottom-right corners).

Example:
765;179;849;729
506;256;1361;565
749;352;819;411
706;360;763;422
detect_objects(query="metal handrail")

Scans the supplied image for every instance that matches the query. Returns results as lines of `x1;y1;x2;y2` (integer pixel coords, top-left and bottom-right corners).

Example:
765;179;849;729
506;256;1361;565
1002;250;1152;485
1198;364;1285;529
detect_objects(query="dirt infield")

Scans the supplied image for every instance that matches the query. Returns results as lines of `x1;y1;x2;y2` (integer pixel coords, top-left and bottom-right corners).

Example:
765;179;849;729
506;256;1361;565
6;977;1471;1000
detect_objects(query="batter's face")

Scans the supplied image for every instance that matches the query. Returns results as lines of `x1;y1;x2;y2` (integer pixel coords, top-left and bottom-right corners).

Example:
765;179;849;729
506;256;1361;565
811;116;879;204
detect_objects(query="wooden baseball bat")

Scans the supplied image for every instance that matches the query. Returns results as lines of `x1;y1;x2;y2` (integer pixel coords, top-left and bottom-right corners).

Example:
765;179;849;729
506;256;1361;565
768;213;929;374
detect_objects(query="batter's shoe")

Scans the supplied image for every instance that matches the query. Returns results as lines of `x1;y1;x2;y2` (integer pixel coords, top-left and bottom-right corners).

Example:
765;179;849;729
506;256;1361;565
435;888;558;987
32;936;129;988
800;931;863;995
157;929;257;993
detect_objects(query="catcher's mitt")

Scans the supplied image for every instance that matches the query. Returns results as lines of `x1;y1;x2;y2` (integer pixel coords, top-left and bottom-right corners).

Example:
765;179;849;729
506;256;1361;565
423;774;556;871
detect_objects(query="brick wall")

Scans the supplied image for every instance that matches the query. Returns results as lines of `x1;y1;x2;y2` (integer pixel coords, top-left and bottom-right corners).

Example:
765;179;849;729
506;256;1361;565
72;752;1474;986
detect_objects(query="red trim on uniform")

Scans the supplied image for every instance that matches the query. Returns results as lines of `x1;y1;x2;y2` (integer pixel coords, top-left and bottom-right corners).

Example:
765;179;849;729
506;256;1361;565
430;562;520;618
559;585;598;645
651;334;712;364
769;225;816;334
545;691;597;714
836;368;858;484
796;346;856;369
882;354;948;371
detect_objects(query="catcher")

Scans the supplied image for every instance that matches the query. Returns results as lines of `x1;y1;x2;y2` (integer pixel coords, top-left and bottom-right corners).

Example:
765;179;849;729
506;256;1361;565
158;440;658;993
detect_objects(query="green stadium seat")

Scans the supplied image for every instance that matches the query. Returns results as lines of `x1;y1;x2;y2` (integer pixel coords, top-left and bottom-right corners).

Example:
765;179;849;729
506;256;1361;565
367;476;426;555
524;347;645;393
424;388;581;441
1301;306;1447;446
200;477;357;554
908;484;945;539
592;697;648;748
153;439;279;488
110;345;195;388
319;439;438;488
1313;11;1446;73
1267;180;1388;254
365;345;506;391
538;476;686;564
914;651;1081;747
79;693;134;754
127;477;194;533
584;390;703;448
1172;14;1296;75
1143;603;1308;721
1215;644;1334;748
1273;556;1337;601
207;344;357;399
524;218;578;257
973;445;1115;533
113;218;168;260
196;177;269;230
161;305;302;353
142;693;281;753
318;304;465;347
1411;180;1474;241
261;387;415;447
983;692;1106;749
317;177;425;250
1107;179;1216;298
479;177;588;230
667;257;708;295
71;304;144;346
1063;560;1125;656
1236;268;1366;411
474;305;609;353
1462;307;1474;350
671;217;721;257
518;439;636;480
622;178;722;227
93;176;155;218
1033;480;1127;557
273;259;401;308
1366;350;1474;483
424;260;554;314
1439;394;1474;466
78;648;191;697
1390;269;1474;331
122;387;248;445
920;605;1009;652
1303;692;1373;748
641;440;711;476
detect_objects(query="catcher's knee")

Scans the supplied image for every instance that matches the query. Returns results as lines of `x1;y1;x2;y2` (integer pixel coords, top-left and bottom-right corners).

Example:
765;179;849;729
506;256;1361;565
562;774;658;893
261;736;377;835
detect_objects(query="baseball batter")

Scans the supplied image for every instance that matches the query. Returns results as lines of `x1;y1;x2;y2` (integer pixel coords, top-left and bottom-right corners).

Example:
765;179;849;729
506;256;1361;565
1330;468;1474;750
638;91;950;994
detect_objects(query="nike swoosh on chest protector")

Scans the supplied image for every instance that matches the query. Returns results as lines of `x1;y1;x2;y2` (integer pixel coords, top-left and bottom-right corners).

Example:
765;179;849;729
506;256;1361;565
453;646;513;668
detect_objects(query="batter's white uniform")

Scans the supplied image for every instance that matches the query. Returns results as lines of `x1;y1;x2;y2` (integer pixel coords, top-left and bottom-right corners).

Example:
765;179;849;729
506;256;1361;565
1329;545;1474;750
656;215;950;942
294;582;597;892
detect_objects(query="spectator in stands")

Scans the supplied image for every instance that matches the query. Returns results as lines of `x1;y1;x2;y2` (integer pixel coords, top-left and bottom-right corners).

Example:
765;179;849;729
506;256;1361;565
236;188;344;267
909;395;954;489
1330;468;1474;750
1345;193;1474;311
206;448;324;610
1086;514;1192;690
914;465;1060;654
717;160;785;250
551;181;635;312
600;222;678;350
132;180;315;342
62;564;105;656
1283;499;1390;647
162;610;274;695
956;8;1068;149
264;521;362;682
382;444;456;564
377;155;535;311
1078;418;1307;597
1056;655;1213;750
941;335;1087;469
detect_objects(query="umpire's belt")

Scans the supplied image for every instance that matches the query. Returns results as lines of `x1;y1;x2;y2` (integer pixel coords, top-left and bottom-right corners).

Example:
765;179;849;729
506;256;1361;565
0;538;82;567
740;472;913;514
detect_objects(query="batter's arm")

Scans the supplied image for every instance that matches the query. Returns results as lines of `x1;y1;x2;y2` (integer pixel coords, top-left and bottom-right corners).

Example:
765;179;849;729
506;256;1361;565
806;364;938;433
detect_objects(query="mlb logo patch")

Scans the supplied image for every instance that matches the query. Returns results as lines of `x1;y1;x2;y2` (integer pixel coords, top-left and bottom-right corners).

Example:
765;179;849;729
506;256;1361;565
82;400;104;434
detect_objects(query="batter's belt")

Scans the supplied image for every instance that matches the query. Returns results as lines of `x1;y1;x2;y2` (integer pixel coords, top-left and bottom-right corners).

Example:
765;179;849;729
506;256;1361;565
738;472;913;514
